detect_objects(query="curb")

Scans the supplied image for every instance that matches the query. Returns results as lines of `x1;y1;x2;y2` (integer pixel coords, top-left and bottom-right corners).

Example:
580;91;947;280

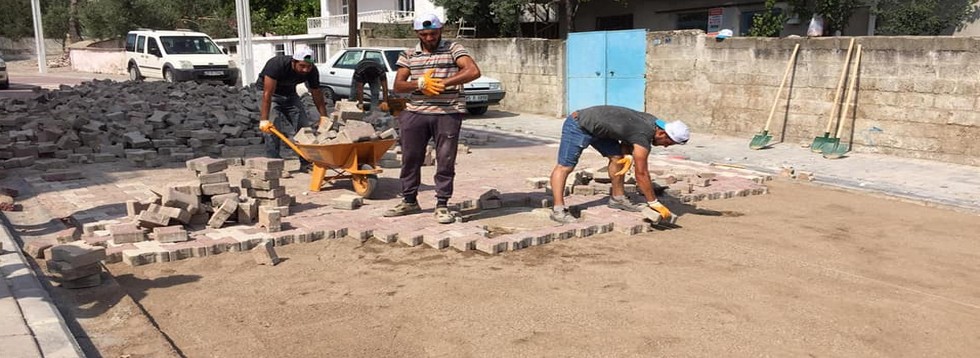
0;213;85;358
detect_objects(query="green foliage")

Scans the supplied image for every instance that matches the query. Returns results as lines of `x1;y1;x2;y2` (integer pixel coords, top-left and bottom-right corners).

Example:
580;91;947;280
0;0;35;40
816;0;858;34
875;0;977;35
787;0;812;25
43;0;71;46
435;0;529;37
748;0;787;37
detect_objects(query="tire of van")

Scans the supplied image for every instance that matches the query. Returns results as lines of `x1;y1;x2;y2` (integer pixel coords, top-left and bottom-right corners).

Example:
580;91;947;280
322;86;338;103
163;67;175;83
0;80;8;90
128;64;143;82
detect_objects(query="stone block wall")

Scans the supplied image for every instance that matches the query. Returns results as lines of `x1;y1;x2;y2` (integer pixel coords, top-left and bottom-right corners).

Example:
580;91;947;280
646;30;980;165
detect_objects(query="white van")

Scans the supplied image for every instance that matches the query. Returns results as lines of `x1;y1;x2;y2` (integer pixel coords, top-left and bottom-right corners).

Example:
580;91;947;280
125;29;239;85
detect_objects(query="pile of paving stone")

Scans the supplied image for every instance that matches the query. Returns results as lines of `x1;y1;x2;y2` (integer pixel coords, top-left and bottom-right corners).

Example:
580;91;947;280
0;80;270;170
104;157;292;242
43;241;107;289
292;99;397;145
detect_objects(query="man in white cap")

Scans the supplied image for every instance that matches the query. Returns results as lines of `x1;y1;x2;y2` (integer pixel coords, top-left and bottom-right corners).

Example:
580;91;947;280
548;105;690;224
382;13;482;224
256;47;329;172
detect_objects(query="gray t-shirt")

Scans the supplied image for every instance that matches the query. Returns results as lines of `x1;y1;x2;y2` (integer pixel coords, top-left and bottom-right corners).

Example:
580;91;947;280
575;105;657;150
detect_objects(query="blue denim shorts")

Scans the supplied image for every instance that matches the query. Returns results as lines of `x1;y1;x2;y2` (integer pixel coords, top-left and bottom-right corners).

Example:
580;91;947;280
556;115;622;167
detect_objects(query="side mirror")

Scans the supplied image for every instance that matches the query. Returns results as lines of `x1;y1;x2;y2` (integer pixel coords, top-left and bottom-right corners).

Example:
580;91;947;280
222;48;229;54
149;49;161;57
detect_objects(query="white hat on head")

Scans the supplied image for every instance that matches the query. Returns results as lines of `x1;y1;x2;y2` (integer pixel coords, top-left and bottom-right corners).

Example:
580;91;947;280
413;13;444;30
664;120;690;144
291;47;315;63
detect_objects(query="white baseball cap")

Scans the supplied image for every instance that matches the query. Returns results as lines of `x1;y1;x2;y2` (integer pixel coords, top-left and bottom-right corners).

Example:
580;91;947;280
664;120;690;144
413;13;443;30
656;119;689;144
292;47;315;63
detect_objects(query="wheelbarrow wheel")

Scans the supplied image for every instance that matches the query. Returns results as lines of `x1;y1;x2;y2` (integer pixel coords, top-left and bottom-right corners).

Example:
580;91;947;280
352;164;378;198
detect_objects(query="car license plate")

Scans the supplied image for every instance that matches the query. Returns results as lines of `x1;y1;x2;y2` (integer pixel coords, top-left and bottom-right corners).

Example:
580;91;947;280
466;95;488;102
204;70;224;76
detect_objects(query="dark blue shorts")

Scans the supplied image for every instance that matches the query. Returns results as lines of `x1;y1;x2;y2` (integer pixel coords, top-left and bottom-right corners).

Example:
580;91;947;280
557;115;622;167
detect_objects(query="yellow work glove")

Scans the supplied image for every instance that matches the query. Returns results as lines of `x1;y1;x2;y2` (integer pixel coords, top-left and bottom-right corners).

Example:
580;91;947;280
614;155;633;176
416;69;445;96
378;101;390;112
647;200;673;220
259;120;273;133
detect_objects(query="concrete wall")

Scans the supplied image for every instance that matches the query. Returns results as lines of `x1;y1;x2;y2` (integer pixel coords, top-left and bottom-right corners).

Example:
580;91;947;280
363;37;565;116
646;30;980;165
0;38;64;59
69;48;127;75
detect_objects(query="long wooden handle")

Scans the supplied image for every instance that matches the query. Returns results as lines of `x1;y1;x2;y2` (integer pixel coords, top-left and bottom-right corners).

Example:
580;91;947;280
826;38;856;133
764;43;801;131
834;45;862;137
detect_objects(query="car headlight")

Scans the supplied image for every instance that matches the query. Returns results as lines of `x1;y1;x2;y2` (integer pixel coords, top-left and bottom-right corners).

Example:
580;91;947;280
489;82;502;90
228;60;237;68
178;61;193;70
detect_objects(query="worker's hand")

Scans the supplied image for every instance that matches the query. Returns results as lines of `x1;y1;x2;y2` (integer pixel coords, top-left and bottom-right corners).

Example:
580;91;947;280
647;200;673;220
614;156;633;176
416;69;445;96
378;101;390;112
259;120;273;133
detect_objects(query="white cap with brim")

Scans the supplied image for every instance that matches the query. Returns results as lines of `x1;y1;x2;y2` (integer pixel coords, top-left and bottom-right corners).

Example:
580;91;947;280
414;13;444;30
655;119;690;144
292;48;315;63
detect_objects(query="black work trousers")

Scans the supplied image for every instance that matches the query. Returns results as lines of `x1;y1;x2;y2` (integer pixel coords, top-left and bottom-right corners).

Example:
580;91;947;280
397;111;464;201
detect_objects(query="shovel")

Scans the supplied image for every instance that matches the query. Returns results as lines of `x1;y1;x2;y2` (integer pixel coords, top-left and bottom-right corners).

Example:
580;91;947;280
811;38;855;153
750;43;800;150
823;45;862;159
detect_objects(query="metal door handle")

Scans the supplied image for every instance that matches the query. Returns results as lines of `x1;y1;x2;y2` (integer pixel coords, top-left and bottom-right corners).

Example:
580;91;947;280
610;71;615;76
595;71;600;76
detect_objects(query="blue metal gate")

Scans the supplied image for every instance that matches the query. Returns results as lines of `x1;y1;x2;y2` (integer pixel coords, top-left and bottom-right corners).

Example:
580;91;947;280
566;29;647;115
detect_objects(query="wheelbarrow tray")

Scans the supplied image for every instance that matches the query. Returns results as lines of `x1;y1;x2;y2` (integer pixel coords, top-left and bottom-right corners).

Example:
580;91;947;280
294;139;397;171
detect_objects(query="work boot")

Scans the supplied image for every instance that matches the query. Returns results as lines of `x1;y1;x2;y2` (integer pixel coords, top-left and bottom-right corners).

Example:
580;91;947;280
607;197;642;212
383;201;422;217
434;207;454;224
549;209;578;224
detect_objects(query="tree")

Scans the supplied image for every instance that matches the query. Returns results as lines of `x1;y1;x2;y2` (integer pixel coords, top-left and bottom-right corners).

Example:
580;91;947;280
875;0;977;35
816;0;858;35
434;0;506;37
748;0;787;37
0;0;35;40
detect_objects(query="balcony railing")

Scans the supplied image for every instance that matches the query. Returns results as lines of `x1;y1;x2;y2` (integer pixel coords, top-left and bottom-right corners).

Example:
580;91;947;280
308;10;415;35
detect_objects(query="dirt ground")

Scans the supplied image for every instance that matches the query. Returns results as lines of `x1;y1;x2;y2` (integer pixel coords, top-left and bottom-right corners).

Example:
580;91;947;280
106;180;980;357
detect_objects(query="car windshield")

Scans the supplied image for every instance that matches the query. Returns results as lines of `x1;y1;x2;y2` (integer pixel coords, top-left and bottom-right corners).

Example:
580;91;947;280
160;36;223;55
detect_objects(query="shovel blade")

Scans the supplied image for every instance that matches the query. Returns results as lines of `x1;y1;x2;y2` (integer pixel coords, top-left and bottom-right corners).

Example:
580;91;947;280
821;142;850;159
749;131;772;150
810;133;832;152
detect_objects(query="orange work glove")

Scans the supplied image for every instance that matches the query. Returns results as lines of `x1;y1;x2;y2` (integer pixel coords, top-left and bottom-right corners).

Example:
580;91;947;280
416;69;445;96
614;155;633;176
378;101;390;112
647;200;673;220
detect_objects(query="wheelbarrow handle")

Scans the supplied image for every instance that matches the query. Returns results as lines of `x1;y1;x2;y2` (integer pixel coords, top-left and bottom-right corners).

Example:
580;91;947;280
258;122;311;162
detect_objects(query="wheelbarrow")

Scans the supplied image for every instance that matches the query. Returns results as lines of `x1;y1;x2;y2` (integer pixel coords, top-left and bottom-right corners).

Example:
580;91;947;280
259;121;396;198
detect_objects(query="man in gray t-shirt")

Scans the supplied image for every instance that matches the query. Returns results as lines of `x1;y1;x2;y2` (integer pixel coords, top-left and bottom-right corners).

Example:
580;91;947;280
549;105;690;224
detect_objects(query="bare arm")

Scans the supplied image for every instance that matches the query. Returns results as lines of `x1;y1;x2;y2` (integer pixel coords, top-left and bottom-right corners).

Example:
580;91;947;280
631;145;656;202
309;88;328;117
259;76;277;122
381;78;390;102
393;67;416;94
442;55;481;87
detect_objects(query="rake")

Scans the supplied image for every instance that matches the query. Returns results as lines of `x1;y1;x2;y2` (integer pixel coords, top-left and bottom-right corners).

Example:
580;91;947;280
811;38;855;153
750;43;800;150
822;44;863;159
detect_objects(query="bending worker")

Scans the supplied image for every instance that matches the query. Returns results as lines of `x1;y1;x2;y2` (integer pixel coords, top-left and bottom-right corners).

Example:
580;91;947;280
549;105;690;224
256;48;328;172
351;57;390;112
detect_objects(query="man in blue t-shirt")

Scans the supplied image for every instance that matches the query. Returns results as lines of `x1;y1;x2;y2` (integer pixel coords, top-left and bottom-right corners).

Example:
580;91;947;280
256;48;328;171
549;105;690;224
